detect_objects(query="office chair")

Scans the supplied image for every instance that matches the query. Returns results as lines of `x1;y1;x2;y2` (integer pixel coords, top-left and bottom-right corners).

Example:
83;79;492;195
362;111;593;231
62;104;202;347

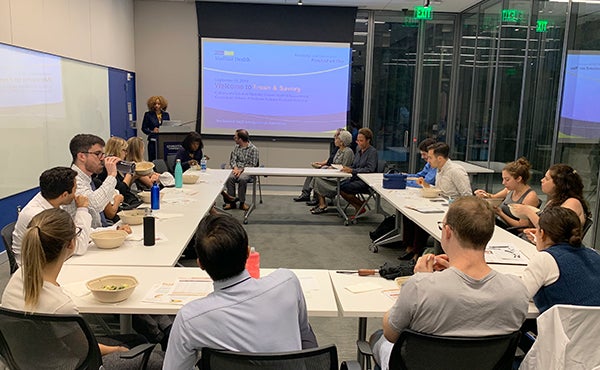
152;159;170;174
1;222;18;275
344;160;387;225
0;307;156;370
200;345;342;370
349;329;520;370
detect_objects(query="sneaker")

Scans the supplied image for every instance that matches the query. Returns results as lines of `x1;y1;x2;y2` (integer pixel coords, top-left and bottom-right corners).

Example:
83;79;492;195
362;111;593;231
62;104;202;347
293;194;310;202
240;203;250;211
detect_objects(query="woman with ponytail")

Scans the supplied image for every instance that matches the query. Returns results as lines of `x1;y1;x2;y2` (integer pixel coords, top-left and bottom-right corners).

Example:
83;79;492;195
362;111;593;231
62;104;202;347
521;207;600;313
1;208;164;368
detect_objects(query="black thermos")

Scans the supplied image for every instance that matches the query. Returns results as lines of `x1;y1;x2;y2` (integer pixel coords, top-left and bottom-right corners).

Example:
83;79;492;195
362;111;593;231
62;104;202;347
143;209;155;246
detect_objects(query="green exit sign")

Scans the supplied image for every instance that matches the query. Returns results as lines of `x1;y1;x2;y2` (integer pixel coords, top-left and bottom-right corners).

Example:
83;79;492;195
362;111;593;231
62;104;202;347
501;9;523;23
414;6;432;20
536;19;549;32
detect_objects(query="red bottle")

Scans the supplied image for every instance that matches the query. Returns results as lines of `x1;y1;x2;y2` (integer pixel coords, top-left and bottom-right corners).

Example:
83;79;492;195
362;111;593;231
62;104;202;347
245;247;260;278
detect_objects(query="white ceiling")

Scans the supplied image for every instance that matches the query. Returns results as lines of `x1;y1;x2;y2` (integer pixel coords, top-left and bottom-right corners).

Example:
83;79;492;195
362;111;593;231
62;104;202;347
142;0;481;14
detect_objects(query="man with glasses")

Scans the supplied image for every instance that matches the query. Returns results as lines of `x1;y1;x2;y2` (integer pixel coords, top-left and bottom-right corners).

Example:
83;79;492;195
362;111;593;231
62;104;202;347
66;134;122;228
371;197;529;369
12;167;92;266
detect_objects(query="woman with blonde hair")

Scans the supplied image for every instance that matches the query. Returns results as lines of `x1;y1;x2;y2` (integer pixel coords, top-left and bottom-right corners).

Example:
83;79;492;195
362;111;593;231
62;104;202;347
126;137;160;190
474;157;540;229
141;95;170;162
97;136;140;212
1;208;164;368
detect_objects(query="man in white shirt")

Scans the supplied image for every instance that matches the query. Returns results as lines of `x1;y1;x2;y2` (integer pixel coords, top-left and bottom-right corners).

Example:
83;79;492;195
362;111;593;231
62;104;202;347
64;134;122;228
421;142;472;198
12;167;91;266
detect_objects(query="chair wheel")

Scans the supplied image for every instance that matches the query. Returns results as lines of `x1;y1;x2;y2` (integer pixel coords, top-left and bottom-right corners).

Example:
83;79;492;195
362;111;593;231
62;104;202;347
344;220;349;226
243;219;248;225
351;219;358;225
369;244;379;253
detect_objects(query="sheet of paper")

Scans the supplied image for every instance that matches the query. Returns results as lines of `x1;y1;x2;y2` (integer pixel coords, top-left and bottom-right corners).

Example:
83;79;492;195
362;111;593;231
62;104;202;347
298;276;320;291
485;242;529;265
142;277;213;305
404;205;445;213
345;282;382;294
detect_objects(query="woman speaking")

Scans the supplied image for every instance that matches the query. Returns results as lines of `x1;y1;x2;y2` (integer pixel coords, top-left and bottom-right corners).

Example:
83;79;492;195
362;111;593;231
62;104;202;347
141;95;170;162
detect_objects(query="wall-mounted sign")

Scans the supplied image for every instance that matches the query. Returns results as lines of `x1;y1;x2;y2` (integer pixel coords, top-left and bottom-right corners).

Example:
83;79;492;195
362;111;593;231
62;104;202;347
536;19;549;33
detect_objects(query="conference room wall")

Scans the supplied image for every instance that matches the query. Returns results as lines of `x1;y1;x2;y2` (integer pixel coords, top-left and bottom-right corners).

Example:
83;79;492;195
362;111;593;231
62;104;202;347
0;0;135;72
133;1;332;184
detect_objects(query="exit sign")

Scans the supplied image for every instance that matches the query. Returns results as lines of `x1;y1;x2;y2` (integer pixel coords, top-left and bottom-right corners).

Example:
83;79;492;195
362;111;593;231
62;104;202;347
501;9;523;23
414;6;432;20
536;20;549;32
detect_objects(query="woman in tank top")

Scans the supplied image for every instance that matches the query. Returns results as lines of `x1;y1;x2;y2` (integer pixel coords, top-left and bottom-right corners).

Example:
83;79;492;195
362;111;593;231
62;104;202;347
475;157;540;229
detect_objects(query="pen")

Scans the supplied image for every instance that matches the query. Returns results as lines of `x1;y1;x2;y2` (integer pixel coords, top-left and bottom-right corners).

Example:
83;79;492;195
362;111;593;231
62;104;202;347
336;269;378;276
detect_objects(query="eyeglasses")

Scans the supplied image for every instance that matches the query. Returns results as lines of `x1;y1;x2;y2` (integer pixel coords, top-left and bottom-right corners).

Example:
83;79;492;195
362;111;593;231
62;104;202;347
75;227;83;238
438;221;448;231
82;151;105;159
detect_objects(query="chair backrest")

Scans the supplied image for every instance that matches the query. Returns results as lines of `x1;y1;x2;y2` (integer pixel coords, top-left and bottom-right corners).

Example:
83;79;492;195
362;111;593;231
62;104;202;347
1;222;18;274
200;345;338;370
582;216;593;238
0;307;102;370
377;160;386;173
388;329;520;370
166;154;177;173
521;304;600;370
152;159;169;174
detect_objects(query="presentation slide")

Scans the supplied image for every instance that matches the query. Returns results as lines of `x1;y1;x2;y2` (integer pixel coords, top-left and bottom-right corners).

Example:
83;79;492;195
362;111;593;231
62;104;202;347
201;38;351;138
559;51;600;141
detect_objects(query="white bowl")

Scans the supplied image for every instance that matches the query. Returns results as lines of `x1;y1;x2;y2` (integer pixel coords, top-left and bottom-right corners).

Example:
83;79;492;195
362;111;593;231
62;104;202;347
182;174;199;184
138;191;164;204
90;230;128;249
86;275;138;303
135;161;155;176
484;197;504;208
117;209;146;225
421;187;441;198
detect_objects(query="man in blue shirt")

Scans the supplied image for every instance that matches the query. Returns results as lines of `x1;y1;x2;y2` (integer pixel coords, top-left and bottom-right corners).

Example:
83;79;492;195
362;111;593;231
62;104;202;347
406;138;437;187
164;215;317;369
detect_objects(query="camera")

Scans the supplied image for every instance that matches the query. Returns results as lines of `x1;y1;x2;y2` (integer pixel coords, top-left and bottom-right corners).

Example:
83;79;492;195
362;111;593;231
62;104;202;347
117;161;136;174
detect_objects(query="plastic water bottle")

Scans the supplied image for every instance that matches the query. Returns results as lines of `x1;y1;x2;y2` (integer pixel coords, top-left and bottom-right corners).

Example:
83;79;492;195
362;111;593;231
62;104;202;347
151;182;160;210
174;159;183;188
245;247;260;278
200;156;207;172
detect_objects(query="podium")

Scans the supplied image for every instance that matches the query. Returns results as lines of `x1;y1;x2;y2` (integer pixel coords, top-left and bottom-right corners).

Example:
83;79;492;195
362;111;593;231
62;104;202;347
156;120;196;166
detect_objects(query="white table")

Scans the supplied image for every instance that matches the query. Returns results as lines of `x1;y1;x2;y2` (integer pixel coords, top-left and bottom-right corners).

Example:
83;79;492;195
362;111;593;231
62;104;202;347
241;167;352;224
65;169;231;267
59;265;339;332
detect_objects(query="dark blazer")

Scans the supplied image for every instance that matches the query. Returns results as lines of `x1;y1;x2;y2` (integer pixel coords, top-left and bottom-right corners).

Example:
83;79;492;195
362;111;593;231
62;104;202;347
141;110;170;138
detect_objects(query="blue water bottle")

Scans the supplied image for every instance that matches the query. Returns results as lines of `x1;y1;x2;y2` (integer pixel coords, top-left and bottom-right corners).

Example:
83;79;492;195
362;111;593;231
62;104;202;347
200;156;207;172
174;159;183;188
151;181;160;210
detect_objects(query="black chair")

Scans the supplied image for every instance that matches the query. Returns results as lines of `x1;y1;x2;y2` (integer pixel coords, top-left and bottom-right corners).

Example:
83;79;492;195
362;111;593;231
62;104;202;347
1;222;18;275
0;307;156;370
351;329;520;370
200;345;343;370
152;159;170;174
582;216;594;238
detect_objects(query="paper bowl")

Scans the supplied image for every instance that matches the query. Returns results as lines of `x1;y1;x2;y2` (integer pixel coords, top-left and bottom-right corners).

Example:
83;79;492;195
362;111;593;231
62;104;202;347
117;209;146;225
484;198;504;208
182;174;199;184
90;230;128;249
138;191;164;204
421;187;441;198
86;275;138;303
135;161;155;176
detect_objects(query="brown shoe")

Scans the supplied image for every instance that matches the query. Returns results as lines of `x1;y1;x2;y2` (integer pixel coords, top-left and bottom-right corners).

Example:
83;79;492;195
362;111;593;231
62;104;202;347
240;203;250;211
223;203;236;210
222;192;236;203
